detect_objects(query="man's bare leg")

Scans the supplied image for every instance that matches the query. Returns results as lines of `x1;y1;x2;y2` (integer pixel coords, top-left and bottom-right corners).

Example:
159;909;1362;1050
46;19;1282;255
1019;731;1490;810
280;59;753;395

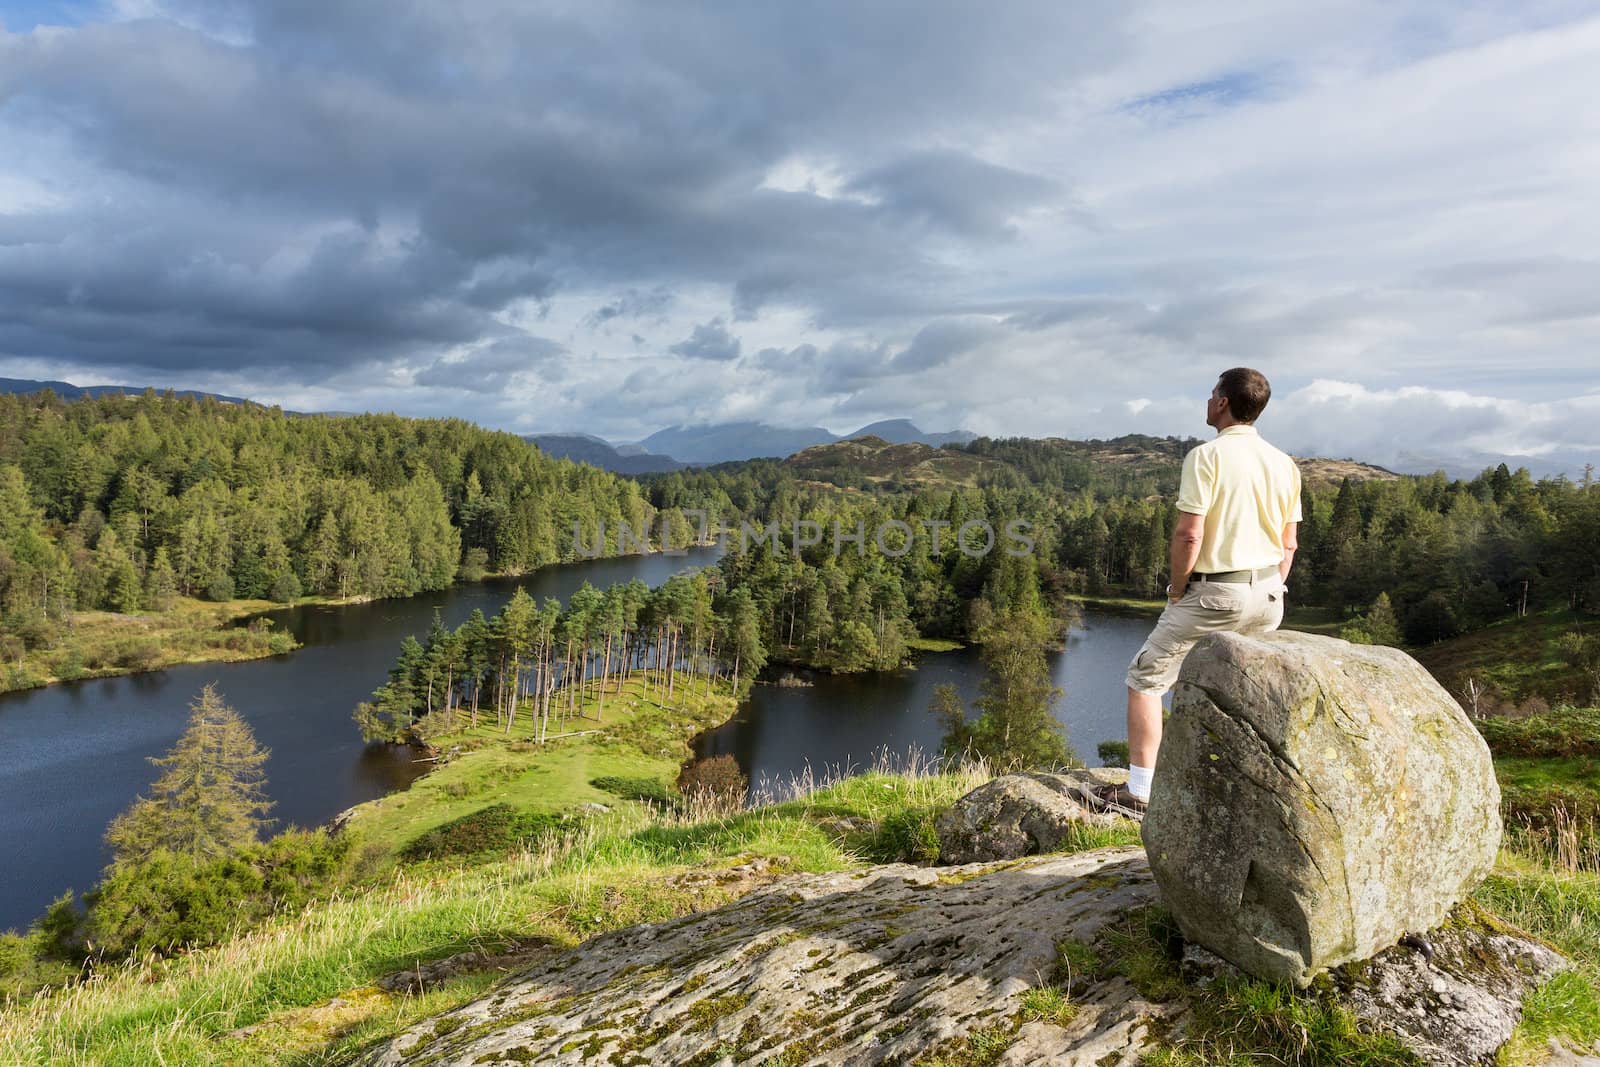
1126;686;1164;801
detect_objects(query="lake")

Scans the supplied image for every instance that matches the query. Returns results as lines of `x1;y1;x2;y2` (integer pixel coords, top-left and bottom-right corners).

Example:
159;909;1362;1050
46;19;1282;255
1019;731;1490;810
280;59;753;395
0;546;725;933
695;613;1158;797
0;542;1157;933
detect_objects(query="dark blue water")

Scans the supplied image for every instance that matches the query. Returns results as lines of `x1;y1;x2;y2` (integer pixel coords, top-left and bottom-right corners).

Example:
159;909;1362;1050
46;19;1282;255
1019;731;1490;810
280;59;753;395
0;546;725;932
695;612;1158;796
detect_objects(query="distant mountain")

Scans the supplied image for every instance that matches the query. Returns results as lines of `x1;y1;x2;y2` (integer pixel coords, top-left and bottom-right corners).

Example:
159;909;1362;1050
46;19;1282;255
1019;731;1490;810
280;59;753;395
523;433;687;474
0;377;250;405
626;419;975;465
1392;449;1597;482
848;419;976;448
634;422;837;464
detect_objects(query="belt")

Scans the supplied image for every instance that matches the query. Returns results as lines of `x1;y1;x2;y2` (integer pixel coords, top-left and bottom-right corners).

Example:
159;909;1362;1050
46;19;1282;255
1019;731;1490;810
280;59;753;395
1189;565;1280;583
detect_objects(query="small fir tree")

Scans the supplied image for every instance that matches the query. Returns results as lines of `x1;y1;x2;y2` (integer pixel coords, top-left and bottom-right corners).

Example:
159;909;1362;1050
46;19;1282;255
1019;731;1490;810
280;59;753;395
104;685;273;866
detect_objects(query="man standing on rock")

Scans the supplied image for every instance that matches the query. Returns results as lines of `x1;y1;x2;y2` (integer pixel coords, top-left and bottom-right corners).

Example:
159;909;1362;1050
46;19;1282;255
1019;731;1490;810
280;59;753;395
1091;368;1302;818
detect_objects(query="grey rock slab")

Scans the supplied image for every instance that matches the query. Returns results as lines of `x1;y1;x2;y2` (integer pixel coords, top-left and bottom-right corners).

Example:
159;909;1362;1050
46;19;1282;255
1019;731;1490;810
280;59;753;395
361;848;1162;1066
1142;630;1501;986
360;842;1565;1067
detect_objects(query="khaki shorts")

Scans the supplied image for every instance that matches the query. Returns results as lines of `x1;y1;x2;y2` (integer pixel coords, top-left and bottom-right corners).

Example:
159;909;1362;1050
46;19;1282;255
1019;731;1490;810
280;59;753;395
1125;573;1286;694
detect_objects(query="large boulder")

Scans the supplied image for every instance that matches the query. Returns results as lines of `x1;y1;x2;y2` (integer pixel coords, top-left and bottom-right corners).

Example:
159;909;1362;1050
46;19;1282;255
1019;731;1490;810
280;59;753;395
1142;630;1501;987
935;771;1117;864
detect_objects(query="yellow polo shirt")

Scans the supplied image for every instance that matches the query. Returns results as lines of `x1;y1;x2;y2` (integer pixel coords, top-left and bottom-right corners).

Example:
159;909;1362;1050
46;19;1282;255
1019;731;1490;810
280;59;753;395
1176;424;1303;574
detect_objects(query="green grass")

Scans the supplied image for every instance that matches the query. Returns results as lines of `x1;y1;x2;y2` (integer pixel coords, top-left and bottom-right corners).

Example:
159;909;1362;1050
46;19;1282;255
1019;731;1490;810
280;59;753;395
1495;756;1600;792
1;596;300;694
1281;604;1348;637
1018;984;1077;1026
348;671;733;859
1414;608;1594;706
1473;854;1600;1063
1064;593;1166;617
907;635;965;653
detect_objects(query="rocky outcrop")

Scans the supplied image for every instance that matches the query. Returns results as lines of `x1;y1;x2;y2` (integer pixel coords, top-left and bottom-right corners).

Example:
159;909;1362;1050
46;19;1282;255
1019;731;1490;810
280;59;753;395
365;848;1170;1066
363;847;1566;1067
1335;921;1568;1067
934;770;1119;863
1143;630;1502;987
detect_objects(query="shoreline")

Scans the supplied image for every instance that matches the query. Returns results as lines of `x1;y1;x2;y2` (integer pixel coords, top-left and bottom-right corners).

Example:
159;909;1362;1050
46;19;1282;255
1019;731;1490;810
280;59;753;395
0;542;725;698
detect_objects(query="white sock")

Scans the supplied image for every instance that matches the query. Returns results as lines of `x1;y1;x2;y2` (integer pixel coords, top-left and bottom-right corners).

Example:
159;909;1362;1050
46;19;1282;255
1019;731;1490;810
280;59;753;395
1127;764;1154;801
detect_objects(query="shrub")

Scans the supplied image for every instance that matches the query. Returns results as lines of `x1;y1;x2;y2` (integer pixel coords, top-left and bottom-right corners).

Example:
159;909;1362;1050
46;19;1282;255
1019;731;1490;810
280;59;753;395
204;575;235;602
2;610;57;651
0;932;28;976
269;571;303;603
2;663;46;691
114;638;162;671
590;775;675;805
1476;707;1600;758
399;804;567;862
80;829;352;959
49;649;86;681
676;755;748;807
458;547;489;582
31;891;85;961
1097;740;1130;768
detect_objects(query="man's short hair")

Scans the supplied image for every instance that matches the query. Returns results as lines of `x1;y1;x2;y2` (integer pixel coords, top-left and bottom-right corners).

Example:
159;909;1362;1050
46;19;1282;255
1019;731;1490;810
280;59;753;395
1217;367;1271;423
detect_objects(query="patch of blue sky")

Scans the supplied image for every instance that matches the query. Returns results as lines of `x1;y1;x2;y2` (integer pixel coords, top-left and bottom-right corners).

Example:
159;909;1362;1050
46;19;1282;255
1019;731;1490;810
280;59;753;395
0;0;95;33
1122;70;1269;119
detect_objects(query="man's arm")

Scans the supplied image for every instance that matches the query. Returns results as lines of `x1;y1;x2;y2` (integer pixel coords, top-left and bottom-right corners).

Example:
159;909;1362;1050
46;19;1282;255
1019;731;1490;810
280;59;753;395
1168;512;1206;601
1280;521;1299;583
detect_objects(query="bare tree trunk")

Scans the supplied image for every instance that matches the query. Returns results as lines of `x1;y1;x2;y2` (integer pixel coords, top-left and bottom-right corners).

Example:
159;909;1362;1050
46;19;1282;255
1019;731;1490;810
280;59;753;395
504;655;520;735
704;631;716;699
598;632;612;721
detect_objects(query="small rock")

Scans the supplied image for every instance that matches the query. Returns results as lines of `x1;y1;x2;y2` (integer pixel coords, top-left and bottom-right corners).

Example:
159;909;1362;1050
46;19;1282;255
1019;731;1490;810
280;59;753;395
1180;943;1243;987
934;772;1114;864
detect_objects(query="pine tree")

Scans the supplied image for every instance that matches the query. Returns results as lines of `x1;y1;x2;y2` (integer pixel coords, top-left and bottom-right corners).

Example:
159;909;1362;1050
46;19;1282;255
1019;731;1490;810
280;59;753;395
956;611;1073;770
104;685;273;866
722;586;766;695
1364;592;1402;646
143;546;179;611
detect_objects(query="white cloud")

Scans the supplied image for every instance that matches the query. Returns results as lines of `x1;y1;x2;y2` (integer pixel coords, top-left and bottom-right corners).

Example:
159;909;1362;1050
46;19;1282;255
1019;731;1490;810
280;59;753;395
1;1;1597;472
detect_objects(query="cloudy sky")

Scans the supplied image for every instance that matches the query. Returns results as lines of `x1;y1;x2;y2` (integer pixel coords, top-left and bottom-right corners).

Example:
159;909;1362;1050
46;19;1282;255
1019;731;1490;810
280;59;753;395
1;1;1598;471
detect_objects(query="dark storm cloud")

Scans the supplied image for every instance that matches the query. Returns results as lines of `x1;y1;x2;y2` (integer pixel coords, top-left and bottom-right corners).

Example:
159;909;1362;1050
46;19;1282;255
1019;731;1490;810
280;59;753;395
0;1;1130;382
748;321;999;395
413;336;566;393
669;319;741;362
845;151;1063;239
889;318;1005;372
